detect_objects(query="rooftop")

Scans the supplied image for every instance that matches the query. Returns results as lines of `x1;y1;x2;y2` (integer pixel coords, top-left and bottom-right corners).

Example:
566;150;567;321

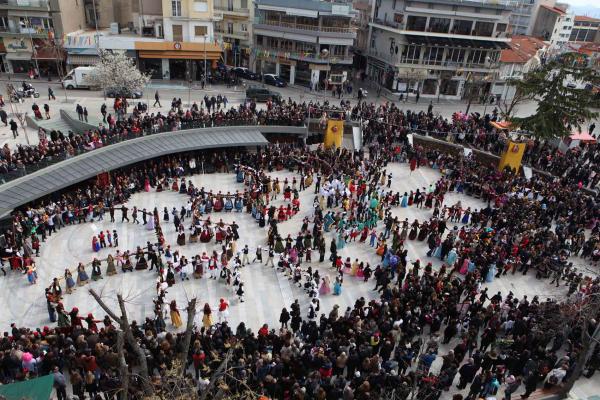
575;15;600;22
540;4;568;15
500;35;547;63
255;0;354;13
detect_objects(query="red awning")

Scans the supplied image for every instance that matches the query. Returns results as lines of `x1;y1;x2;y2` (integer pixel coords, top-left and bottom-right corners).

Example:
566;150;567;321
33;46;66;60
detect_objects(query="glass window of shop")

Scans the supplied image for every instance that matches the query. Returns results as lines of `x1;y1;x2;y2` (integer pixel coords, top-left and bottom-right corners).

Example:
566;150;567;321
440;80;459;96
140;59;163;79
422;79;438;95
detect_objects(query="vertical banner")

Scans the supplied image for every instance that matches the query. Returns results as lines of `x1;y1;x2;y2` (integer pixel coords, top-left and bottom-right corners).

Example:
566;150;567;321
324;119;344;149
498;141;526;172
97;172;110;188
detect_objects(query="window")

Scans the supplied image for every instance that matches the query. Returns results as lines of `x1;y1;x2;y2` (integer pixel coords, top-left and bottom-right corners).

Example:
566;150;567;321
400;44;420;64
467;49;486;66
452;20;472;35
333;45;345;56
474;21;494;36
195;26;207;36
440;80;459;96
256;35;263;46
172;24;183;41
172;0;182;17
227;22;233;34
280;39;293;50
428;17;450;33
406;15;427;31
446;48;466;65
241;0;247;8
267;37;278;48
241;24;247;32
423;47;444;65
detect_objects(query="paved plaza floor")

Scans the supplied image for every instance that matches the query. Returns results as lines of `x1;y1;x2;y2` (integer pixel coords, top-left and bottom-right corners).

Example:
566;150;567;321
0;159;598;398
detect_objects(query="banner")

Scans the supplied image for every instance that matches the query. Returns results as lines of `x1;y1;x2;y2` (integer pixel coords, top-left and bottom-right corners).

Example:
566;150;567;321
498;141;526;172
324;119;344;149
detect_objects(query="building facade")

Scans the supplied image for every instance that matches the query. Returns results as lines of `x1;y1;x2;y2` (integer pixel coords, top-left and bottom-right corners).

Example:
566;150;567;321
0;0;85;74
367;0;511;100
251;0;356;88
493;35;546;100
570;16;600;44
213;0;252;67
531;3;573;48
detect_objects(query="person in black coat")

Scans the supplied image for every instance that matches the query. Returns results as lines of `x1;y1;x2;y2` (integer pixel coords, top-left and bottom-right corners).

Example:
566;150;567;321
279;307;290;329
520;371;539;398
457;358;478;389
465;373;484;400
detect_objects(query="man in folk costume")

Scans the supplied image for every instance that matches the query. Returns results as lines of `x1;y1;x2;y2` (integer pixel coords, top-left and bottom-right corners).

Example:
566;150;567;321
218;298;229;323
208;254;218;279
201;252;209;275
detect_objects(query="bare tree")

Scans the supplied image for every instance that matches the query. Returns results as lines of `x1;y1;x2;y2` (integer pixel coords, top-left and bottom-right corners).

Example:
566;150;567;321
497;83;533;120
89;289;153;396
558;291;600;398
178;298;197;375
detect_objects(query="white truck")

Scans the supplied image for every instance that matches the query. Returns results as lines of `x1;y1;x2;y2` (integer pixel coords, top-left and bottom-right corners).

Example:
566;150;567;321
62;66;97;90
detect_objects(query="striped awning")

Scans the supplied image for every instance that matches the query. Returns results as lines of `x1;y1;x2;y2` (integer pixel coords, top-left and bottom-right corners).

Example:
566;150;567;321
66;54;99;65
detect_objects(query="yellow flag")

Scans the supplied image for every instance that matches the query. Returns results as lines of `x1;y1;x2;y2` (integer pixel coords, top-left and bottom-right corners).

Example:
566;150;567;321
324;119;344;149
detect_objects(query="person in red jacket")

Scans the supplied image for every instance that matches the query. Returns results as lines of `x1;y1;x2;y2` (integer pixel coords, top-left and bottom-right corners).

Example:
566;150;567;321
258;324;269;337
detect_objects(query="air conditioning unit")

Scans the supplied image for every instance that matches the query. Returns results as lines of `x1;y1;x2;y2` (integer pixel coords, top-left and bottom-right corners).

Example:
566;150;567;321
110;22;120;34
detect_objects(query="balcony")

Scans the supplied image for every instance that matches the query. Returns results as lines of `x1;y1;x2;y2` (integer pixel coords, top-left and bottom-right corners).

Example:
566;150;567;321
370;18;510;41
255;18;356;36
0;0;49;10
367;49;499;71
255;46;353;64
0;25;52;38
215;29;249;41
214;5;250;17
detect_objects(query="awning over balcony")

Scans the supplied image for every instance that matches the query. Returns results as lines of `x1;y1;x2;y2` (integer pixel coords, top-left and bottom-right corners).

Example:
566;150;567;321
404;35;509;49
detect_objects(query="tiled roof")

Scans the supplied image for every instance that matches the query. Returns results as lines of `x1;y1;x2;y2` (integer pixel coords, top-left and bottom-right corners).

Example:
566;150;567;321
500;35;547;64
540;4;566;15
575;15;600;22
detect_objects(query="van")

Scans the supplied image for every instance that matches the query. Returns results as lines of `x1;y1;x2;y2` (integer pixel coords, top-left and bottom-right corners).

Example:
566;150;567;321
246;86;281;102
62;67;97;90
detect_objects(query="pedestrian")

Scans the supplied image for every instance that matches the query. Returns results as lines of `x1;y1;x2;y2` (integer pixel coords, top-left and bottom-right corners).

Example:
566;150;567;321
428;100;433;115
0;108;7;126
48;87;55;100
416;90;420;103
154;90;161;107
83;106;88;122
44;103;50;119
76;104;83;121
590;122;596;137
101;103;107;122
242;245;250;265
53;366;68;400
504;375;521;400
9;119;18;138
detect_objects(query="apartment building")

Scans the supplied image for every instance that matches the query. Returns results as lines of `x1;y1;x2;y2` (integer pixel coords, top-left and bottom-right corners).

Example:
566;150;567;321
531;3;573;47
366;0;511;100
0;0;85;73
252;0;356;88
569;15;600;43
213;0;252;67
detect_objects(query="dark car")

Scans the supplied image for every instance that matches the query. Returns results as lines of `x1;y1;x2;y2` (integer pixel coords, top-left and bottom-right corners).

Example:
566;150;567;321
106;87;143;99
232;67;260;80
246;86;282;102
263;74;287;87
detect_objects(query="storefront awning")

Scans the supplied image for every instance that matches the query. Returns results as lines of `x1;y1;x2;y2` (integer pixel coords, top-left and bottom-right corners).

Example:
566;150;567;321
67;54;99;65
135;41;222;60
34;47;66;60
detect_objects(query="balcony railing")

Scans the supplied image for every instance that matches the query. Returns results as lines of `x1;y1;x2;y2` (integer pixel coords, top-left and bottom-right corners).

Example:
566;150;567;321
256;46;352;63
215;29;249;39
0;25;52;36
0;0;49;8
367;50;499;70
372;18;511;39
214;5;249;14
257;19;354;34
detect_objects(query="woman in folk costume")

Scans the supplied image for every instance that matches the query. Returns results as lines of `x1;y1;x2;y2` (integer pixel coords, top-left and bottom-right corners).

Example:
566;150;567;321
56;303;70;328
400;192;409;208
85;313;101;333
146;211;155;231
92;236;100;252
333;276;342;295
202;303;213;328
144;176;151;192
76;262;89;286
106;254;117;276
176;225;186;246
218;298;229;323
91;258;103;281
319;276;331;295
65;268;75;293
170;300;183;329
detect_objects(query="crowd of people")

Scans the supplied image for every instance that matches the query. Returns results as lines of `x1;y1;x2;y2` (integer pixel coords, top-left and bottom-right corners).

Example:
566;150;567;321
0;127;597;400
0;87;599;400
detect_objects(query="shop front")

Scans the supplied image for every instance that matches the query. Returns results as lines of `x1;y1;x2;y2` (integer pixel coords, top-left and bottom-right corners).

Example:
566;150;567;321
32;39;66;79
135;41;222;81
3;37;34;74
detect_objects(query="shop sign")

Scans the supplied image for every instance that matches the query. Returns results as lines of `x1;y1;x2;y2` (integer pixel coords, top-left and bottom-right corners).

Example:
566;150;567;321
5;38;32;53
174;42;182;50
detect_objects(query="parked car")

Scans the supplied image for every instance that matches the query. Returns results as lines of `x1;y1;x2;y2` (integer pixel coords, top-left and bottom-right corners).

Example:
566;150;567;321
263;74;287;87
231;67;260;80
106;87;143;99
246;86;282;102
